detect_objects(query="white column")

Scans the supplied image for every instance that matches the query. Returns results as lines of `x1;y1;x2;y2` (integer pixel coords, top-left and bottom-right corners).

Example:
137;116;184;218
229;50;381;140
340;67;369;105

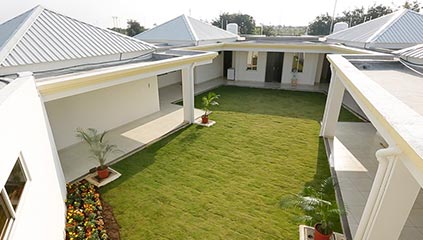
354;148;420;240
182;64;195;123
320;68;345;137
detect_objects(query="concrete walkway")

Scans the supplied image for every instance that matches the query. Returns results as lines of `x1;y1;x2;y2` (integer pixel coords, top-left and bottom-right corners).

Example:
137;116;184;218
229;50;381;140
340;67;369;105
328;122;423;239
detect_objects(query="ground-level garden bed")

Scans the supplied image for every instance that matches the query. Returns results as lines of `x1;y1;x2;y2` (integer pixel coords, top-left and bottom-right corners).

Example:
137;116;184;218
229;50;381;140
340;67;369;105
66;180;120;240
100;86;359;239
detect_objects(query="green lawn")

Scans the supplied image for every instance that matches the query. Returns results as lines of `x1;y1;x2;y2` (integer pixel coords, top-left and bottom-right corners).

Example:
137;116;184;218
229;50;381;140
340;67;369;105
101;86;358;239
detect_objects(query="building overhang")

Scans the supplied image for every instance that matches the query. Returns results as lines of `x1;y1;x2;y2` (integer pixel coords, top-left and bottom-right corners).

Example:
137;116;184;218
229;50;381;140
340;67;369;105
328;54;423;187
184;41;377;54
36;50;217;102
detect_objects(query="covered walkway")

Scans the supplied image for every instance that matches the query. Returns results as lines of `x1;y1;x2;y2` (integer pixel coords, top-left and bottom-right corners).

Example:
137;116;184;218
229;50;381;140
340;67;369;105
329;122;423;239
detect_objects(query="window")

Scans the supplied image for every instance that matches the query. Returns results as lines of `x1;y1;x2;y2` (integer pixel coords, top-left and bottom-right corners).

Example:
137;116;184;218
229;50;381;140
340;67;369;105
0;158;28;239
291;53;304;73
247;51;258;70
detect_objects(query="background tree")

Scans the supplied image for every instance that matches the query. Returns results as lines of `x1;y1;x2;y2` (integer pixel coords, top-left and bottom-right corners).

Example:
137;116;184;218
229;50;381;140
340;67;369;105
126;20;146;37
306;1;420;35
402;0;422;11
211;13;256;34
307;13;333;36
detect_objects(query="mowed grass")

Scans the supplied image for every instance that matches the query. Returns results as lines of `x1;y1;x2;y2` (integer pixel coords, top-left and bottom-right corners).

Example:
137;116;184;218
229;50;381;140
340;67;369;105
101;86;358;239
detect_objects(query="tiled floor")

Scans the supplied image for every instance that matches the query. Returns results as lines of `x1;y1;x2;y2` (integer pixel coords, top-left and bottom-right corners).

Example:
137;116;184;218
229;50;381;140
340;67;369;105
329;122;423;239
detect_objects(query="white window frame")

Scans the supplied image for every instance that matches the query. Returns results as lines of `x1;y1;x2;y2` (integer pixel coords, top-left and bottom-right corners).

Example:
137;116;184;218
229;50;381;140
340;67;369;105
246;51;258;71
0;155;30;239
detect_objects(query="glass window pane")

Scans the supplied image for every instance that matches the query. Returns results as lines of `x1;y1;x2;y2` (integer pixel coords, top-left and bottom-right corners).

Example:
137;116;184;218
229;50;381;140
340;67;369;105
0;195;11;238
5;160;27;210
247;51;258;70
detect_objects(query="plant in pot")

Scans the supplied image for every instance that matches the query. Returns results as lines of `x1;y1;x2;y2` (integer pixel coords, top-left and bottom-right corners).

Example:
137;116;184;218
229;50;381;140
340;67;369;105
201;92;220;124
281;177;346;240
76;128;118;179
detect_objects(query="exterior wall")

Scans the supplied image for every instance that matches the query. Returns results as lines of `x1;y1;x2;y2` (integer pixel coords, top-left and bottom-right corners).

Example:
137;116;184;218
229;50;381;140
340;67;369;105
158;70;182;88
0;76;66;239
282;52;320;85
194;52;223;84
234;51;267;82
45;76;160;150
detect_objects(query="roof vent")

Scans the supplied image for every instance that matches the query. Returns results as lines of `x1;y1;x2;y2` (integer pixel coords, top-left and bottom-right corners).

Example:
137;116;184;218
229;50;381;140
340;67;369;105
227;23;238;35
333;22;348;33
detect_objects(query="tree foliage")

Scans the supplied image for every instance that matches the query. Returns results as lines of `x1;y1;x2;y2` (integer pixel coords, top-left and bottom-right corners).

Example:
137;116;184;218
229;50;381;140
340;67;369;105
262;25;306;36
126;20;146;37
403;0;422;11
211;13;256;34
307;1;421;35
307;13;333;36
108;19;146;36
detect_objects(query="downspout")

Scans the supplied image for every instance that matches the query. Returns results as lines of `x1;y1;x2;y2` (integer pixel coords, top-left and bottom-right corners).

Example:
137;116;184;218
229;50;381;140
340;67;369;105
354;147;401;240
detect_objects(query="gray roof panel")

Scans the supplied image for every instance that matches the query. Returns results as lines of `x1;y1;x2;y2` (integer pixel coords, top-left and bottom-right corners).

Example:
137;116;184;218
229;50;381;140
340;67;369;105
135;14;238;44
327;9;423;49
0;6;155;67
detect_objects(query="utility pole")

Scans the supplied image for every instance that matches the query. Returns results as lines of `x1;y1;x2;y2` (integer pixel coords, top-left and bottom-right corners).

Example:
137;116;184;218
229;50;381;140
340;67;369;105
329;0;338;34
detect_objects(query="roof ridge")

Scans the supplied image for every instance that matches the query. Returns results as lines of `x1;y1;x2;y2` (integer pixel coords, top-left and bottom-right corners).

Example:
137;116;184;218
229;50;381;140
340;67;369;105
135;14;185;38
0;5;44;65
327;11;395;38
42;8;156;49
182;14;198;42
186;15;238;37
366;9;407;44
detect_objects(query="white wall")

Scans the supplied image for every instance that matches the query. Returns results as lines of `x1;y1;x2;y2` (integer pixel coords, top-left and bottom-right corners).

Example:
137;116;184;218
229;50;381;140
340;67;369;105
45;76;160;150
282;53;320;85
0;76;66;240
194;52;223;84
234;51;267;82
158;70;182;88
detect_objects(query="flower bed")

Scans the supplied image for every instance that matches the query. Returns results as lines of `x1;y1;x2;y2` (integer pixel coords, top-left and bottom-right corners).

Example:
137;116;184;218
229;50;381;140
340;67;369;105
66;180;108;240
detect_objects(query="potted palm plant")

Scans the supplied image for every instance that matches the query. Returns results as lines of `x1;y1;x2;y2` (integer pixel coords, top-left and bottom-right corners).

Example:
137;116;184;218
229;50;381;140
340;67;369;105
76;128;118;179
281;177;345;240
201;92;220;124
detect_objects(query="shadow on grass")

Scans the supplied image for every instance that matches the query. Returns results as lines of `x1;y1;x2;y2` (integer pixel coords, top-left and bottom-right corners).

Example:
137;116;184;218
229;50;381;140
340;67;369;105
298;138;343;233
100;127;199;194
179;85;359;122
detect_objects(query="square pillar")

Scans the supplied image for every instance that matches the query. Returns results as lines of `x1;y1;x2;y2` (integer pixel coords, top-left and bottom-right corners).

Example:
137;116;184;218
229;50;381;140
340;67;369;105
355;150;420;240
320;68;345;137
182;65;195;123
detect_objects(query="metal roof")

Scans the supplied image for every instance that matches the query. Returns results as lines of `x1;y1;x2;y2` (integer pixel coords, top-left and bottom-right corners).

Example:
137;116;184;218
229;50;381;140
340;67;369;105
327;9;423;50
394;44;423;64
0;5;155;67
135;14;238;45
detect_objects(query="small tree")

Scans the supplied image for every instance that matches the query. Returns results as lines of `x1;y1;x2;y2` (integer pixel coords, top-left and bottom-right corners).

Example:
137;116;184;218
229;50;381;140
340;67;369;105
76;128;117;170
281;177;345;236
202;92;220;117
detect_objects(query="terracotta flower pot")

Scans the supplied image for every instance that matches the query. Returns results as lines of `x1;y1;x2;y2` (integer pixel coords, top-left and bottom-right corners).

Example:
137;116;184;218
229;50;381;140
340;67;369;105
314;224;333;240
201;115;209;124
97;167;109;179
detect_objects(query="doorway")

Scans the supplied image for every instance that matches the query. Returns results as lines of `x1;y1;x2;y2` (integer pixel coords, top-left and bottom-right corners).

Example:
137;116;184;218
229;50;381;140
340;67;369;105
320;54;332;83
223;51;233;77
265;52;284;82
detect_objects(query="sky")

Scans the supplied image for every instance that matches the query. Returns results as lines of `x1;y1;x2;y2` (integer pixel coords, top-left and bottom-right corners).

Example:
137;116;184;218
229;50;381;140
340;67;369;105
0;0;410;29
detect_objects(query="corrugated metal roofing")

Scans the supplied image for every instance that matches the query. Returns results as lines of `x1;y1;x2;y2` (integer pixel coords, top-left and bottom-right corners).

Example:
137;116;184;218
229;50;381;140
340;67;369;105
135;15;196;42
327;9;423;49
0;5;155;67
135;15;238;45
395;44;423;59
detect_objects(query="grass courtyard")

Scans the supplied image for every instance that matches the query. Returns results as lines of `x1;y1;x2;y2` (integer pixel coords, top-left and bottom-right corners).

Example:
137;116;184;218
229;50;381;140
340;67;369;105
100;86;358;239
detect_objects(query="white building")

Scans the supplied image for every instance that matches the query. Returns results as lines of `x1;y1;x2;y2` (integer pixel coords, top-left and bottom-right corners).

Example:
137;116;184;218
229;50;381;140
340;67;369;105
1;5;423;240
